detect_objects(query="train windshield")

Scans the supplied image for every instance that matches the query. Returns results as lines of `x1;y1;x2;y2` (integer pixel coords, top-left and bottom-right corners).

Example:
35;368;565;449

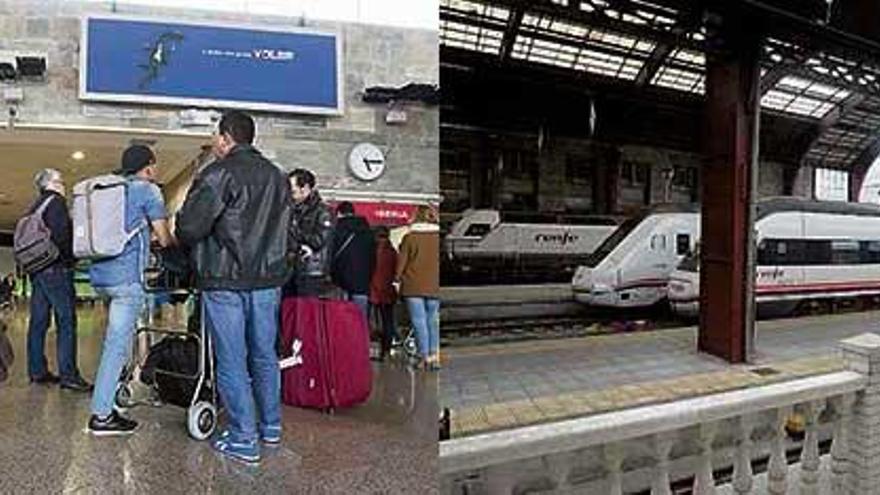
678;244;700;272
584;214;646;267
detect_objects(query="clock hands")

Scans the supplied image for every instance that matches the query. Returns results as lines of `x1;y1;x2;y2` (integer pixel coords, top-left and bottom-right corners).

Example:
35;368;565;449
362;157;384;173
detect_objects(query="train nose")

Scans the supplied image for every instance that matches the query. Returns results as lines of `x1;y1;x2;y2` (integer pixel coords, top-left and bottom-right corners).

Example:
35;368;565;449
572;266;592;290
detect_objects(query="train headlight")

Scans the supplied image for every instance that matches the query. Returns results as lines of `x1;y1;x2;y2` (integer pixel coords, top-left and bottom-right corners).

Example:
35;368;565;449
591;283;611;295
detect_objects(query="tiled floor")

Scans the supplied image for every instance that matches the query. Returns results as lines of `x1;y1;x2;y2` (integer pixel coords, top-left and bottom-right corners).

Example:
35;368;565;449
443;311;880;438
0;305;438;494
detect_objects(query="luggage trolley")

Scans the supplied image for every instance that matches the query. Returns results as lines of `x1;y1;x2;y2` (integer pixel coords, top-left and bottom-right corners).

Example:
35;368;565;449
114;253;219;441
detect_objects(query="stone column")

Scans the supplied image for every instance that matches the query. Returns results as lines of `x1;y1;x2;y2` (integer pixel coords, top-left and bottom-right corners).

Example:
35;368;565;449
841;333;880;494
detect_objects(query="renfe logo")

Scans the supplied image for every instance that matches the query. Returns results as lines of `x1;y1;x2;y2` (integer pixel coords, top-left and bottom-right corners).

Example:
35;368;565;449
534;231;580;246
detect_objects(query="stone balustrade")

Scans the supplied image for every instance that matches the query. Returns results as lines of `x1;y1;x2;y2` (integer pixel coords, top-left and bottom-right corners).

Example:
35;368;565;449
440;333;880;494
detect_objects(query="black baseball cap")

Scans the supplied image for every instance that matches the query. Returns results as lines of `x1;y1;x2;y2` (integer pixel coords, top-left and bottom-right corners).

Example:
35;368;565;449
116;145;156;175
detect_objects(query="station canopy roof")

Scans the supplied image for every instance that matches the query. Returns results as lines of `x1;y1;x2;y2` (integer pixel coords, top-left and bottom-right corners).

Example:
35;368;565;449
440;0;880;174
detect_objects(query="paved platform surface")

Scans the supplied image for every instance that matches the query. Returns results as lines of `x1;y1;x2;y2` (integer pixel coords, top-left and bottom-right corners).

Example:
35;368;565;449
442;311;880;438
0;305;437;494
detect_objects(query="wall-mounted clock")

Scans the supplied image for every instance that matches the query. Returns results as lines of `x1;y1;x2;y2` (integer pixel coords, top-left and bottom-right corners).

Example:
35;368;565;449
348;142;386;181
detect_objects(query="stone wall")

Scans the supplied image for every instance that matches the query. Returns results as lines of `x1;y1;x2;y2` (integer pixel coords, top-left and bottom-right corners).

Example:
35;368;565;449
0;0;439;198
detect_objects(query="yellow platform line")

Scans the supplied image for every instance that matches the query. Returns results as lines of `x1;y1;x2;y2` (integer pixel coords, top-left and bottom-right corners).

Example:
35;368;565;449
448;354;845;438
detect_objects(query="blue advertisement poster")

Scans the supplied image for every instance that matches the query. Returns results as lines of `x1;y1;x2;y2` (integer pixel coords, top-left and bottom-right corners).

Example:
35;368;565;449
80;16;343;115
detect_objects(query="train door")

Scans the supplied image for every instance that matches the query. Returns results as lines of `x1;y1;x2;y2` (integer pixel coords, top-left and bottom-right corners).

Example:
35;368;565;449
618;221;674;306
755;212;804;304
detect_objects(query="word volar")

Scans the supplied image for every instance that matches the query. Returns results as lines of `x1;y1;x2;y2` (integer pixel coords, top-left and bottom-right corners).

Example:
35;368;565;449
252;49;295;61
534;231;579;246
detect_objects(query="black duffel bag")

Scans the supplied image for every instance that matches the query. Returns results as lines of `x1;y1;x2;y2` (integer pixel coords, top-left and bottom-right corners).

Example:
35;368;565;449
140;336;207;408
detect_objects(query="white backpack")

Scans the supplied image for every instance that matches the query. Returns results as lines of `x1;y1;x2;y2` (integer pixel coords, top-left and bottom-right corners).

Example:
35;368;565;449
72;175;142;260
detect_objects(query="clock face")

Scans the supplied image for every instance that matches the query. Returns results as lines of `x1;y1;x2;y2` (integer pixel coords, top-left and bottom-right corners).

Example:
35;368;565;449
348;143;386;181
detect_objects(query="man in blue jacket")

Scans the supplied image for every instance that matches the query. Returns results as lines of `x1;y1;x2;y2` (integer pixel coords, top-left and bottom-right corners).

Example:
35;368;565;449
87;146;175;435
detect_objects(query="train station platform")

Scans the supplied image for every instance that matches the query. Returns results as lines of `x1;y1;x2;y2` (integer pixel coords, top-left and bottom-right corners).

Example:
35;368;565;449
0;306;437;494
441;311;877;439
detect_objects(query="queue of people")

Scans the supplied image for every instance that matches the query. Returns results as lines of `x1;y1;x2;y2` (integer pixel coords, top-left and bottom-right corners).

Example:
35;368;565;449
11;110;440;464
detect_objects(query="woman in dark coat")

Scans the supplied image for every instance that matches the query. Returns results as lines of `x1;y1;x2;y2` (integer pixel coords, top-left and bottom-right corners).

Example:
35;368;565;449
369;226;398;360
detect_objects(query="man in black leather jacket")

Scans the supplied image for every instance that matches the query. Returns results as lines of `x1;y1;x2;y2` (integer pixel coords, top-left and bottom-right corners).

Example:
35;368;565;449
283;168;333;298
176;111;291;464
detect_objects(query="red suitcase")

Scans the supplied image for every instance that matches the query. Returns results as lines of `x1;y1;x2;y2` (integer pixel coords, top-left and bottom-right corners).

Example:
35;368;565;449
279;297;372;410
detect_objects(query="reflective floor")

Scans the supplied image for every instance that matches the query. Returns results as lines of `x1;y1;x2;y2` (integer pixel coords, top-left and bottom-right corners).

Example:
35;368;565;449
0;304;438;494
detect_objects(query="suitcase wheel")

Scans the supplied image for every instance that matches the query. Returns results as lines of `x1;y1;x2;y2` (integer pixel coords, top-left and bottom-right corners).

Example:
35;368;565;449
187;401;217;441
114;383;133;410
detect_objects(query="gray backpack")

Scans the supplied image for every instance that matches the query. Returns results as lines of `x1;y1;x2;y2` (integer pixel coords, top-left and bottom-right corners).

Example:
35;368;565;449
13;196;59;274
72;175;141;260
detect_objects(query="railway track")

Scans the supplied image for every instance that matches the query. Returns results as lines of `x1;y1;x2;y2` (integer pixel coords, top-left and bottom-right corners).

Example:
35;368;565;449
441;313;682;347
441;295;880;348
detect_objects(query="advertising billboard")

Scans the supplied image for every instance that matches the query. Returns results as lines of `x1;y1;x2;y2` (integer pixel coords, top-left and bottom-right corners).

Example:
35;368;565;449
80;15;343;115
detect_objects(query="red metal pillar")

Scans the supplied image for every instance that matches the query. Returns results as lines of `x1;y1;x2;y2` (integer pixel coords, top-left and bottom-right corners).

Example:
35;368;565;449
698;16;761;363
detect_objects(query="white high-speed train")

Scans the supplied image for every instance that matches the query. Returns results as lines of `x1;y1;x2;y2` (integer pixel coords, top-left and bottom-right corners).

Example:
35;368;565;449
668;198;880;317
443;209;619;281
571;204;700;307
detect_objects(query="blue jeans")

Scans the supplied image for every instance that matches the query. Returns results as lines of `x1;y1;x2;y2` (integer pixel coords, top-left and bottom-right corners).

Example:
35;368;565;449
91;283;145;417
345;292;369;322
27;266;80;381
204;288;281;444
405;297;440;358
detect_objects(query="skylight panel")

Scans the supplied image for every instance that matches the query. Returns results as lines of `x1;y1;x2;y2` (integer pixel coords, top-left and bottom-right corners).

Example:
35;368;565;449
441;0;510;21
652;66;704;93
440;19;504;55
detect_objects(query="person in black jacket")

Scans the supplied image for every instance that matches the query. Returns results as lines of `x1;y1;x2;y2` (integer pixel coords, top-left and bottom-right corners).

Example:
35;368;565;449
25;169;91;392
283;168;333;298
176;111;291;464
0;274;13;306
330;201;375;319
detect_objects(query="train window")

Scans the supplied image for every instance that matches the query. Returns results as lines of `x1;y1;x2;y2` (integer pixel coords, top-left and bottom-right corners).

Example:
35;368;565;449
861;241;880;263
676;234;690;255
651;234;667;251
831;240;860;264
800;240;828;265
463;223;491;237
758;240;773;265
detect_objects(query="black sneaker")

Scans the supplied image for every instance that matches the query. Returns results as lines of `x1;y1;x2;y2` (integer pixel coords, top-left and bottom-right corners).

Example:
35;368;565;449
61;376;94;393
30;372;61;385
88;410;138;436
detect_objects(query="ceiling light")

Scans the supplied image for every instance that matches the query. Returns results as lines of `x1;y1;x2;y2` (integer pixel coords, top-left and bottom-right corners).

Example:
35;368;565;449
71;151;85;161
